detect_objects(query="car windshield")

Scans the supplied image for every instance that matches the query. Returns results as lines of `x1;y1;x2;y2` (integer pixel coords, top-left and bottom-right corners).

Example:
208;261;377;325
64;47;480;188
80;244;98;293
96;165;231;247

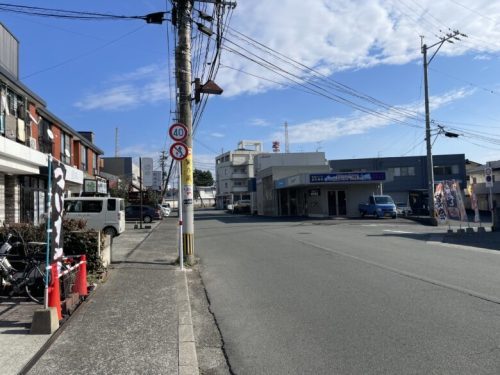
374;196;394;204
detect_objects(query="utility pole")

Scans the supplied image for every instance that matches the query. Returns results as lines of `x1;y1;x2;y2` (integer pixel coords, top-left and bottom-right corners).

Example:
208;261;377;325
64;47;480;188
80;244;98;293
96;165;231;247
421;30;466;225
174;0;235;264
176;0;195;264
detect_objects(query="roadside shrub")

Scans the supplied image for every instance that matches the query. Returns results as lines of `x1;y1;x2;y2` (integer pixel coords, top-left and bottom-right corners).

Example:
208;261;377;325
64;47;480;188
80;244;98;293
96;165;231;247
0;219;105;274
63;219;105;274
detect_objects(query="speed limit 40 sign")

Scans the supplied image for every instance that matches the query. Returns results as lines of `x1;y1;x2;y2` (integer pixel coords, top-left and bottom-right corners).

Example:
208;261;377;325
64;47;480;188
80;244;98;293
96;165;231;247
169;122;188;142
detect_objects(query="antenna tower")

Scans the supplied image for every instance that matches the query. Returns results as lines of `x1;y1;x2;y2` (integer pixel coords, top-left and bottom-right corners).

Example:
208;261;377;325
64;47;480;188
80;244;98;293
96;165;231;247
115;127;119;157
285;121;289;153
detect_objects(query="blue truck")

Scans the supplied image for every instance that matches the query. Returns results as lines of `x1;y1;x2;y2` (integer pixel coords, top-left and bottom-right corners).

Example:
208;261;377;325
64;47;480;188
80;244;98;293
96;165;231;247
359;195;397;218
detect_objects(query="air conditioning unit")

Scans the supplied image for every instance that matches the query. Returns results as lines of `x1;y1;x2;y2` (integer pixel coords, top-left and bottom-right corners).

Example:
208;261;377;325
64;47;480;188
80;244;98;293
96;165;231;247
29;137;37;150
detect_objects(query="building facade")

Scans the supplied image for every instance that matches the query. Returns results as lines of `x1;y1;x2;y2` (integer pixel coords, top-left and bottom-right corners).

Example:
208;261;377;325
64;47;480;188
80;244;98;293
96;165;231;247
254;152;386;217
215;141;263;209
466;160;499;211
0;23;104;225
330;154;466;214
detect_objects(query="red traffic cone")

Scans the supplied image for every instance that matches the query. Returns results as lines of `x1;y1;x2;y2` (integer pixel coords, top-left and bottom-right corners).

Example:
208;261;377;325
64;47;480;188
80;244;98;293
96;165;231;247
48;265;62;320
75;255;88;297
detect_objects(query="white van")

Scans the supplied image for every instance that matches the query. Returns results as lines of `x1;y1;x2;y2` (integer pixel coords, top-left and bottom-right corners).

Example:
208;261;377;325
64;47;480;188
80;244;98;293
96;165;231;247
63;197;125;237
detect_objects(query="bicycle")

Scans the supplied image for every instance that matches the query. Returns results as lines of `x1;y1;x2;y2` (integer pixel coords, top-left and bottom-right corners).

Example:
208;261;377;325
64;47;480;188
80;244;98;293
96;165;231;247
0;230;47;304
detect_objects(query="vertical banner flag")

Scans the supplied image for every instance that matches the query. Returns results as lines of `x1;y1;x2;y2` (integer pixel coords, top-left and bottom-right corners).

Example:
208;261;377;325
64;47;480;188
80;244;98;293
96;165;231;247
470;184;480;222
434;180;467;223
51;159;66;269
434;182;447;223
141;157;153;187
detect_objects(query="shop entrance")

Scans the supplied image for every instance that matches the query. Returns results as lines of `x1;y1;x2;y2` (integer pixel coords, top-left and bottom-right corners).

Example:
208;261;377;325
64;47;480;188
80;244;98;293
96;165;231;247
328;190;346;216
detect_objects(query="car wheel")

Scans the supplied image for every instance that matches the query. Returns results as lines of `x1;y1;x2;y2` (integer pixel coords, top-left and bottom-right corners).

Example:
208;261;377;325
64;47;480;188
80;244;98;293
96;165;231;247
143;215;152;223
103;227;117;237
360;210;366;217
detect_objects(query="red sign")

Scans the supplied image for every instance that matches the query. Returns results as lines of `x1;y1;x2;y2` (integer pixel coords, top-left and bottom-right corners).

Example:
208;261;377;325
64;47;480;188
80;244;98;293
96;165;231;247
169;123;188;142
170;142;189;160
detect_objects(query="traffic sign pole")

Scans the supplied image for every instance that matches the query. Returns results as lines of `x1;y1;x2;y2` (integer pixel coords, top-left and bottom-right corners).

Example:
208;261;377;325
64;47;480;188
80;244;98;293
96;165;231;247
178;161;183;270
169;125;190;266
485;166;495;229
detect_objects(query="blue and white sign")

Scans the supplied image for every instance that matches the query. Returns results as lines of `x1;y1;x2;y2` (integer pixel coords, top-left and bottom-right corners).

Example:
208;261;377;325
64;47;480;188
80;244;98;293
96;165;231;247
310;172;386;183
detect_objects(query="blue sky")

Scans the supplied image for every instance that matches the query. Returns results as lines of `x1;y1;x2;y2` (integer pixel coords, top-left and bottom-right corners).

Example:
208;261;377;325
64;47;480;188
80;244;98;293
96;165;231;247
2;0;500;175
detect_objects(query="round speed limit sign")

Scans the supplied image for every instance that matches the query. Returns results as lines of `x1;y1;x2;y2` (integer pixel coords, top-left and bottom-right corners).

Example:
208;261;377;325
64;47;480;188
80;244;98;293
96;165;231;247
169;122;188;142
170;142;189;161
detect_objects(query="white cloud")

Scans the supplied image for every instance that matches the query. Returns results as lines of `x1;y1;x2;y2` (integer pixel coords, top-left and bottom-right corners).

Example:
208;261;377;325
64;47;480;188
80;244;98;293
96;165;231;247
217;0;500;96
75;63;171;111
270;88;474;144
249;118;271;127
210;132;225;138
194;153;216;176
473;54;492;61
75;85;137;110
119;144;160;160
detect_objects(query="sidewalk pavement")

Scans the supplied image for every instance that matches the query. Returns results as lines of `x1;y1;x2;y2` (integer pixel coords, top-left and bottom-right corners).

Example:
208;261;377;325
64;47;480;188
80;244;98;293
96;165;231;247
0;218;200;375
25;217;199;375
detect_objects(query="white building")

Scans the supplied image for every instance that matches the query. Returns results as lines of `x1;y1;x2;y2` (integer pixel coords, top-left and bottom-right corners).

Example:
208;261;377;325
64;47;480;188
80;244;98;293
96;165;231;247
215;140;263;209
255;152;389;218
466;160;500;211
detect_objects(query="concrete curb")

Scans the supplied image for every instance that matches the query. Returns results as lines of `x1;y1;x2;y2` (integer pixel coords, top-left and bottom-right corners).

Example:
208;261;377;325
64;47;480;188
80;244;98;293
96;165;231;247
177;269;199;375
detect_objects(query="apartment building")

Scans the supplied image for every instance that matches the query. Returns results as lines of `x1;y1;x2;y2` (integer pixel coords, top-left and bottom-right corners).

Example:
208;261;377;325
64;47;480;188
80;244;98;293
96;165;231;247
215;141;263;209
0;23;104;224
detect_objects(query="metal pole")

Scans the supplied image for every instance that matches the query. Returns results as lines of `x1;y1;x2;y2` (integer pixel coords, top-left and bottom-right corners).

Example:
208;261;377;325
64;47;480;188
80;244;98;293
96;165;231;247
139;157;143;229
490;186;494;229
422;44;436;224
178;161;184;270
44;155;52;310
176;0;195;263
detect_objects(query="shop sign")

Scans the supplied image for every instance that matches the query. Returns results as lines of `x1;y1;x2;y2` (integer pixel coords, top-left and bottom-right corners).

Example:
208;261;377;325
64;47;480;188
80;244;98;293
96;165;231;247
84;179;97;193
310;172;386;183
97;179;107;194
64;164;84;184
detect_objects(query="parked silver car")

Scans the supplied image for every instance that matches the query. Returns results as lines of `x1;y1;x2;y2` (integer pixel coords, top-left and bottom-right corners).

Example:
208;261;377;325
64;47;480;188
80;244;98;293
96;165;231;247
396;202;412;216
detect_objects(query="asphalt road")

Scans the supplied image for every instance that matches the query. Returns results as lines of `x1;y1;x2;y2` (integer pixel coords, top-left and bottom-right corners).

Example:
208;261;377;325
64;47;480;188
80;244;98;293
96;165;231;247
194;210;500;375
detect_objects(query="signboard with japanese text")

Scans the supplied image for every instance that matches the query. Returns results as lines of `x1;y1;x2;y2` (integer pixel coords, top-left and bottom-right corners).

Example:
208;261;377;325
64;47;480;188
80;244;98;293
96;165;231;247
310;172;386;184
152;171;162;191
434;180;467;222
84;179;97;193
97;179;108;194
141;157;153;187
51;159;66;268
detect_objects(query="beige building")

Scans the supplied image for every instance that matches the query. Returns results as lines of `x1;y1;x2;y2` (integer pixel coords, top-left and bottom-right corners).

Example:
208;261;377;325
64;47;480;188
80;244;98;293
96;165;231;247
215;141;263;209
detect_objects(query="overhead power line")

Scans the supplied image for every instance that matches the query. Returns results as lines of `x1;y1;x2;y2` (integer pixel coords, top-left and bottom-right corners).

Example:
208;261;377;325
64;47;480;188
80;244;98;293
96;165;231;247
0;3;166;21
